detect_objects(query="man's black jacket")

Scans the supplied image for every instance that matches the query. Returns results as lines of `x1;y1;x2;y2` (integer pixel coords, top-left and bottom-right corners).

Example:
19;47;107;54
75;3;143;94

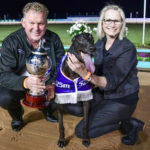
0;28;65;91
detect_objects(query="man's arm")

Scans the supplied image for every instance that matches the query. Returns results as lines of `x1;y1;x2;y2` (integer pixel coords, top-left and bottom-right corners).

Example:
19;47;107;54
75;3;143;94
0;40;26;91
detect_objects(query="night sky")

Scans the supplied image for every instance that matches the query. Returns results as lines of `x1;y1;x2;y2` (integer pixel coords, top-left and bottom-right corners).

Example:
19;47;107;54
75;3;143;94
0;0;149;19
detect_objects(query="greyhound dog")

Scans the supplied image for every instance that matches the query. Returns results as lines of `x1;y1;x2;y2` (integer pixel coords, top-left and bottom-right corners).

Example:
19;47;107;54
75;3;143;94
55;33;96;147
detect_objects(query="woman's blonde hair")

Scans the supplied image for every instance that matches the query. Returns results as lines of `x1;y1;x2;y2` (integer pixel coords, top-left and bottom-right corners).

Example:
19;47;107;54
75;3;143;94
23;2;49;19
97;5;126;40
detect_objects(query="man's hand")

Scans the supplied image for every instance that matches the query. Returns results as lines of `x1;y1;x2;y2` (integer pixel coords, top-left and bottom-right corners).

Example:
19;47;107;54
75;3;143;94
24;75;46;93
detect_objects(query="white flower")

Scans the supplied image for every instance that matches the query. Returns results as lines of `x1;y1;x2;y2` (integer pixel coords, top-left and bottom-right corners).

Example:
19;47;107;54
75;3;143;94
93;27;97;32
67;21;93;37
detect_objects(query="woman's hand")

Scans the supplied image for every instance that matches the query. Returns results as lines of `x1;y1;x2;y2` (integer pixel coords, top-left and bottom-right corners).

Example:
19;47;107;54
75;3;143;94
67;52;88;78
67;52;107;88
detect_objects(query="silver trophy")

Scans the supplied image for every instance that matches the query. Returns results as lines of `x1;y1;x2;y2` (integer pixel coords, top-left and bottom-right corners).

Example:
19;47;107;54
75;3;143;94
23;39;51;108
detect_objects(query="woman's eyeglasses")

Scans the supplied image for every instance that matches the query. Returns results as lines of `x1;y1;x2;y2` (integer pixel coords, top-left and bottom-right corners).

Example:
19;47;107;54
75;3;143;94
103;19;122;25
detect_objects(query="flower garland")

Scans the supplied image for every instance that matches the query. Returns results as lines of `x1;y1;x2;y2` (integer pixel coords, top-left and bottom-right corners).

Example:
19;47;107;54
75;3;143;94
67;21;93;37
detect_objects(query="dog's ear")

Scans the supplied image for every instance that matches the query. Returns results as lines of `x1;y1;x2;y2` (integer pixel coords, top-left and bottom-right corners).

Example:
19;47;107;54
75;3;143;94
72;35;76;43
84;33;94;44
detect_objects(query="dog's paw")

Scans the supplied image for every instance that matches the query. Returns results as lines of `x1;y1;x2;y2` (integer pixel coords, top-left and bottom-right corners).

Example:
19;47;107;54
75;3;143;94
82;138;90;147
57;138;66;148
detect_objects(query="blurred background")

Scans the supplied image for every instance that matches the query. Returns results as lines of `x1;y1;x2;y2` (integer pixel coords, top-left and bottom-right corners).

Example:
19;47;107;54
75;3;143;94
0;0;149;48
0;0;149;19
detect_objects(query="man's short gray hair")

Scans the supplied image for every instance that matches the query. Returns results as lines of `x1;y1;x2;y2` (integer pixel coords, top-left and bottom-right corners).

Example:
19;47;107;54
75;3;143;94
23;2;49;19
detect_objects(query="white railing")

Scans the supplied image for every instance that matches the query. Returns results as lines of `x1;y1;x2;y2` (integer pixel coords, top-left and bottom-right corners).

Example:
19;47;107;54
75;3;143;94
0;18;150;25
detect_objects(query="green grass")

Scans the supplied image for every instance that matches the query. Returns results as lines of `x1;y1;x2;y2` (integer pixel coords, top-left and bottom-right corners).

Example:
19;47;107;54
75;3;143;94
0;24;150;48
126;24;150;48
0;25;21;43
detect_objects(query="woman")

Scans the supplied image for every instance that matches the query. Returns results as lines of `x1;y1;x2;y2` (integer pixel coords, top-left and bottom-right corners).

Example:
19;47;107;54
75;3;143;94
66;5;145;145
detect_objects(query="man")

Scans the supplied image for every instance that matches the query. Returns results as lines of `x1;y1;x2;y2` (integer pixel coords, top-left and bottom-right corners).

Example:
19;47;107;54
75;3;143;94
0;2;65;131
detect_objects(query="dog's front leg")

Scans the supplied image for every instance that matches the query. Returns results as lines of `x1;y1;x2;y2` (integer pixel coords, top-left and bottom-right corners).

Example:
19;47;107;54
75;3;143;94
57;104;66;148
82;101;90;147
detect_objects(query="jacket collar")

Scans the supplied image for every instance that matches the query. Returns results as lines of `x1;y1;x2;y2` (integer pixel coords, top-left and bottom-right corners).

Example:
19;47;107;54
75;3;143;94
107;37;120;55
99;36;121;55
19;28;33;57
21;28;50;57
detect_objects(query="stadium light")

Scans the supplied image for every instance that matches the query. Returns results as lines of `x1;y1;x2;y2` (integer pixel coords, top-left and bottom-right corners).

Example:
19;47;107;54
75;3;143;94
142;0;147;45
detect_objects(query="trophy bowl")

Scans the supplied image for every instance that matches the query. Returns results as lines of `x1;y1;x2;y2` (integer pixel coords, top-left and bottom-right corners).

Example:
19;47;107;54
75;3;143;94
23;42;51;108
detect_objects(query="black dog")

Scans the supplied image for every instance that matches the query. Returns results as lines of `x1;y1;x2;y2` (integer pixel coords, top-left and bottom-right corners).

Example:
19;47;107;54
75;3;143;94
55;33;96;147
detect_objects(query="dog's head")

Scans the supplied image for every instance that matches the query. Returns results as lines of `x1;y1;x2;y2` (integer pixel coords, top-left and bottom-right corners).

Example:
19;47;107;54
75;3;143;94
68;33;96;73
68;33;96;61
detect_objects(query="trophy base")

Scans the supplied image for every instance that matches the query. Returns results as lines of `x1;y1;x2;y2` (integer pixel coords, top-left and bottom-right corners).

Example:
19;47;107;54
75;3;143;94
23;92;49;108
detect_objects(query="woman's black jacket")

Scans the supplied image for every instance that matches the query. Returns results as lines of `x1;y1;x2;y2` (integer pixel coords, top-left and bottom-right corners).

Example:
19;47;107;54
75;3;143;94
94;37;139;99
